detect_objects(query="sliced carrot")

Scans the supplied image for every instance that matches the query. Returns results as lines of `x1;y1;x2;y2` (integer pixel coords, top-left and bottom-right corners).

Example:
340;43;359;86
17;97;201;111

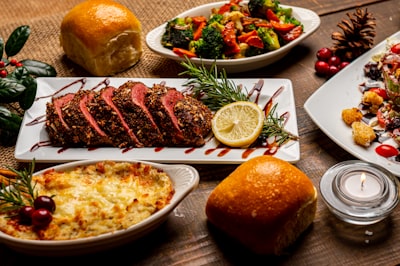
193;21;206;41
192;16;207;26
172;47;197;58
237;30;257;43
270;20;295;32
255;22;272;28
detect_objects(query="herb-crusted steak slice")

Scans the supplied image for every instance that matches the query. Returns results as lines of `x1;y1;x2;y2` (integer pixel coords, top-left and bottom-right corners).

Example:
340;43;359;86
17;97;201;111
91;86;143;148
113;81;163;146
62;90;112;146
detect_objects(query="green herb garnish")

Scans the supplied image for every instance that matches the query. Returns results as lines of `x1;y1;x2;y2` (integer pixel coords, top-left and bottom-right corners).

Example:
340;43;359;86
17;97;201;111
260;103;299;146
0;159;37;212
179;58;298;146
179;59;248;111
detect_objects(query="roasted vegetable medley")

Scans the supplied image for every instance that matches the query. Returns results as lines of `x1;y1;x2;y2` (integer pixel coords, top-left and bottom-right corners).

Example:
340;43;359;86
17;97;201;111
161;0;304;59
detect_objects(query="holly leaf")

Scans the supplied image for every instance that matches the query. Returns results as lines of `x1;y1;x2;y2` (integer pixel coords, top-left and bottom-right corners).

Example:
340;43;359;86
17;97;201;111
20;59;57;77
5;25;30;57
18;76;37;110
0;37;4;58
0;106;22;146
0;78;26;102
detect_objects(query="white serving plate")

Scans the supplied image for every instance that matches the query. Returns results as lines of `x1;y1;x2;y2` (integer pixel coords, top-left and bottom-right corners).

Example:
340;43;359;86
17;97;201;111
0;159;199;256
146;1;320;73
304;31;400;177
15;77;300;163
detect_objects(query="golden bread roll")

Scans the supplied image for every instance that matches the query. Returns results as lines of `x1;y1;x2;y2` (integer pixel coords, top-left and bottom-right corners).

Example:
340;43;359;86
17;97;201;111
60;0;142;76
206;155;317;255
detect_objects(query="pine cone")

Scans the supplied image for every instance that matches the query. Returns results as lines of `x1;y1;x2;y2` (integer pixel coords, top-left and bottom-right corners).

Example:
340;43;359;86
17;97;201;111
331;8;376;61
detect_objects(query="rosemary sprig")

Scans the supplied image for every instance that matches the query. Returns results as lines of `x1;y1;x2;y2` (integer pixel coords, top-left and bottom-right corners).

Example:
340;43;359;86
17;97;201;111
179;58;299;146
0;159;37;212
179;59;248;111
261;104;299;146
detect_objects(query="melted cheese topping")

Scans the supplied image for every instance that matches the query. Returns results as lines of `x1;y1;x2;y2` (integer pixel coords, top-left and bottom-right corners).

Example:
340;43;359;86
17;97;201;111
0;161;174;240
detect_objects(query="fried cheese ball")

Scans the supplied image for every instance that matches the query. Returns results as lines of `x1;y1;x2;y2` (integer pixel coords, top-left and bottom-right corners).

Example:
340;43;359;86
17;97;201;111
351;121;376;147
362;91;383;114
342;108;363;126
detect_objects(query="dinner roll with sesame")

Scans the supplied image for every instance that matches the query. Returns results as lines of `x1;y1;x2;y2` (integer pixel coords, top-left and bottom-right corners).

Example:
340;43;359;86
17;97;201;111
60;0;142;76
205;155;317;255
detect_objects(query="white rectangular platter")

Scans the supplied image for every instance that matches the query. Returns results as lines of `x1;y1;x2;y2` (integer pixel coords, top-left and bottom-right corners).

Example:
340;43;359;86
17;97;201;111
15;77;300;164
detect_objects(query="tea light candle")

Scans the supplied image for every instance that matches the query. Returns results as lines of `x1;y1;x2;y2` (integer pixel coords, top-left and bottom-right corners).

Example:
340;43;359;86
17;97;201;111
320;160;399;225
340;172;383;201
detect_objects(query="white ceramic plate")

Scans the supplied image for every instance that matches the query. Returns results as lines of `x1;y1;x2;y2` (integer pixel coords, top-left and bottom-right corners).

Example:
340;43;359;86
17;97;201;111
304;31;400;176
146;1;320;73
15;77;300;163
0;159;199;256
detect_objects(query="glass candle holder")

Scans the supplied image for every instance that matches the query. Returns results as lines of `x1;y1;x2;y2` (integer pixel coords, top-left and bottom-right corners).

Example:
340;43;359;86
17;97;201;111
320;160;399;225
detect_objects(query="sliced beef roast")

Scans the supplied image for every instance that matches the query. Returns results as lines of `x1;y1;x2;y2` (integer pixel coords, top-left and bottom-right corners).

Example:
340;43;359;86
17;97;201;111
45;80;213;148
113;81;163;146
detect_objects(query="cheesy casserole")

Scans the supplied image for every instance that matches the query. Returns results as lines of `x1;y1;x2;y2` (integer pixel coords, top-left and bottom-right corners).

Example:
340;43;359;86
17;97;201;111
0;161;174;240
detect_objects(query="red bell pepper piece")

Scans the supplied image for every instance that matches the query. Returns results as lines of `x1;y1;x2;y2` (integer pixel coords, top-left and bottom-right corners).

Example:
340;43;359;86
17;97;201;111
222;21;241;55
280;25;303;42
270;20;295;32
218;0;240;14
172;47;197;58
266;9;280;22
246;35;264;49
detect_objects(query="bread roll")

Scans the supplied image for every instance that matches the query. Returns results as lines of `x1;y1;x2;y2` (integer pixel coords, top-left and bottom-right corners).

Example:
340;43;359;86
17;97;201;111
206;155;317;255
60;0;142;76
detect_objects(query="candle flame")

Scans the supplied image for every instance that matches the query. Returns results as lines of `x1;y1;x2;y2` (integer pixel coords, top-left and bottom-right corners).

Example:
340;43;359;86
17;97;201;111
360;172;366;191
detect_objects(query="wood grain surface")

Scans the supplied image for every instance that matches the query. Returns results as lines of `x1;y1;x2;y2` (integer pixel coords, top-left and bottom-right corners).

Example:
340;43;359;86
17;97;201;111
0;0;399;265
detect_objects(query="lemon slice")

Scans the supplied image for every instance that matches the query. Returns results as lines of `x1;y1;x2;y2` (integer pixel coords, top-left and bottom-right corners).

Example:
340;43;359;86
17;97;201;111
212;101;264;148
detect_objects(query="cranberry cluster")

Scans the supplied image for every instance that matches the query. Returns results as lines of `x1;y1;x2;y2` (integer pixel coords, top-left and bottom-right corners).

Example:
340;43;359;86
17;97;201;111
0;58;23;78
19;196;56;227
314;47;350;77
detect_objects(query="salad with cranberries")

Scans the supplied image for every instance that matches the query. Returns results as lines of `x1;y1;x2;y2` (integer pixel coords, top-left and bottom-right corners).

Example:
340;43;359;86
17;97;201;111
357;40;400;161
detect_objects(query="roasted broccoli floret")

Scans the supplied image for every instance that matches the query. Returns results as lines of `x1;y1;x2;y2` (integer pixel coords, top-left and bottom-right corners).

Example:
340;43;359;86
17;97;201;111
275;6;302;25
257;27;280;51
245;27;280;57
190;22;225;59
248;0;280;18
208;13;223;24
161;17;193;49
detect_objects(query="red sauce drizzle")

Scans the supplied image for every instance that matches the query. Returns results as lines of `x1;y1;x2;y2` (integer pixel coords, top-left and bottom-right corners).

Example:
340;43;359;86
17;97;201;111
26;115;46;126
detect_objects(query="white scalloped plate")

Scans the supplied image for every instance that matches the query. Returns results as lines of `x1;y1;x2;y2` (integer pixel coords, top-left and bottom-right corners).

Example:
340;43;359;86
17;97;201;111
0;159;199;256
146;1;320;73
15;77;299;163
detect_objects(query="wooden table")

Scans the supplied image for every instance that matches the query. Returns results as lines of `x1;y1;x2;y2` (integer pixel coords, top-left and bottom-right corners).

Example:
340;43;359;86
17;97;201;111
0;0;399;265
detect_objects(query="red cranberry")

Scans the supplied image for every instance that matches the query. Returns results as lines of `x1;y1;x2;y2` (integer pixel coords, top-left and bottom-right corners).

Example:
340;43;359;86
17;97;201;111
31;208;53;227
328;56;341;66
316;47;332;62
339;61;350;69
9;59;18;66
315;61;330;76
0;70;7;78
19;206;35;225
34;195;56;213
328;65;340;76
